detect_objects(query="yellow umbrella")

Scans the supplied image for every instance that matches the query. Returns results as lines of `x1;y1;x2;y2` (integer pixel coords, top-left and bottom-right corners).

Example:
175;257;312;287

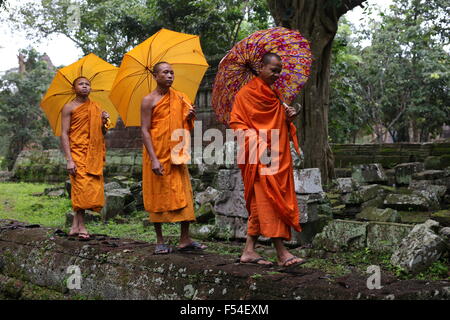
109;28;209;126
40;53;119;136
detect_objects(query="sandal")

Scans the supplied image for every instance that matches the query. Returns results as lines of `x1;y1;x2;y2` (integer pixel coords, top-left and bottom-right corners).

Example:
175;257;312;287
237;257;273;267
78;232;91;241
177;241;207;252
278;256;307;268
154;243;173;255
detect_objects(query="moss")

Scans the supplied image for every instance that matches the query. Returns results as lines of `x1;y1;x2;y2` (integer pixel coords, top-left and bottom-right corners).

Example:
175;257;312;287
398;211;431;224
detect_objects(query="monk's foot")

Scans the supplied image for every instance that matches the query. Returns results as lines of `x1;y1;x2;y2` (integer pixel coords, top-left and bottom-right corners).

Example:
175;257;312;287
68;226;79;237
277;254;307;267
178;241;207;252
240;253;273;265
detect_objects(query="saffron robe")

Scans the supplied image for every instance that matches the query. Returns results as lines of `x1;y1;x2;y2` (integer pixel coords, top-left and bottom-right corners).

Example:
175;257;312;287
229;76;302;240
69;100;105;212
142;88;196;223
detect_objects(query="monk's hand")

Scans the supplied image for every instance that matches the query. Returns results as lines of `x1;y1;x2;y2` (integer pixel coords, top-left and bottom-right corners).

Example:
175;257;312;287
186;105;196;120
284;104;297;122
101;111;110;124
151;159;165;176
67;160;77;176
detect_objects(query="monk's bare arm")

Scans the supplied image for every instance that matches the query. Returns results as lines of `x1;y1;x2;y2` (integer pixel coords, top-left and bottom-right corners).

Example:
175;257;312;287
141;95;164;176
60;104;76;176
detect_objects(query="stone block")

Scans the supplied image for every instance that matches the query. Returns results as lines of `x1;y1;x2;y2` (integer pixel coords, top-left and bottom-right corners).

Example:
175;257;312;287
398;211;431;224
312;219;368;252
412;170;445;181
352;163;387;184
394;162;424;186
214;190;247;218
356;207;401;223
294;168;323;194
213;169;236;191
195;186;220;206
333;178;359;193
430;210;450;227
366;222;413;252
391;220;447;273
383;194;431;211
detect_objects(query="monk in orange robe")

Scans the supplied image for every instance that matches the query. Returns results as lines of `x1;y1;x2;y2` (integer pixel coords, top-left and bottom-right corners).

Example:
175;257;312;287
60;76;109;240
230;53;306;267
141;62;206;254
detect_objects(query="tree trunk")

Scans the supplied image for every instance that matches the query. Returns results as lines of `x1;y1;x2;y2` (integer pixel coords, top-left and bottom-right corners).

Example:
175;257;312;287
267;0;366;184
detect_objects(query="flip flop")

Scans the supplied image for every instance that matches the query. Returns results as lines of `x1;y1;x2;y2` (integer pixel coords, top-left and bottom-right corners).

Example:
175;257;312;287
78;232;91;241
237;257;274;267
177;241;207;252
154;243;173;255
278;256;307;268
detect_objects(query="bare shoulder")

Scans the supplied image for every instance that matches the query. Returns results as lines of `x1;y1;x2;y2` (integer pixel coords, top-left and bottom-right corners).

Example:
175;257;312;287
141;92;157;109
61;101;76;115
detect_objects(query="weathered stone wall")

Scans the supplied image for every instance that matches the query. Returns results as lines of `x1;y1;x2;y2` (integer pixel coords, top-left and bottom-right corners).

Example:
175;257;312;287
332;142;450;169
12;148;143;183
12;142;449;183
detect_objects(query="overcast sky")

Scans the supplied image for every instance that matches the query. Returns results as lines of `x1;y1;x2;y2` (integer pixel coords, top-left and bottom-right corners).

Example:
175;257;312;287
0;0;393;73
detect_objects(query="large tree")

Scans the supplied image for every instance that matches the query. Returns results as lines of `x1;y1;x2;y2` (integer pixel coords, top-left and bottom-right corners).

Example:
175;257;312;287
267;0;366;183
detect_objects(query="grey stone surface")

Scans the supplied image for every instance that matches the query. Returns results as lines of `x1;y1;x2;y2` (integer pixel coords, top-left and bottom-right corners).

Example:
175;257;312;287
412;170;445;181
391;220;447;273
333;178;359;193
356;207;401;223
101;190;133;220
312;220;368;252
366;222;413;252
394;162;424;186
352;163;387;184
213;169;237;191
104;182;122;192
294;168;323;194
214;190;247;219
195;186;220;206
383;194;431;211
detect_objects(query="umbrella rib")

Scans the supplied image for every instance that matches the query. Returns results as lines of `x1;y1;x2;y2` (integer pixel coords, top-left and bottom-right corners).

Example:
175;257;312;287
111;70;150;91
152;36;197;65
59;71;74;86
89;68;117;83
126;53;148;70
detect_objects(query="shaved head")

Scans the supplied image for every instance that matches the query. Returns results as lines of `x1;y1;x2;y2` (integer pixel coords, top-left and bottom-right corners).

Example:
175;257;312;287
152;61;171;74
262;52;282;65
72;76;90;87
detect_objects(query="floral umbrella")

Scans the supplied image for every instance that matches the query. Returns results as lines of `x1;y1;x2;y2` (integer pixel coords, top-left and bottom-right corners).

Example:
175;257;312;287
211;27;312;126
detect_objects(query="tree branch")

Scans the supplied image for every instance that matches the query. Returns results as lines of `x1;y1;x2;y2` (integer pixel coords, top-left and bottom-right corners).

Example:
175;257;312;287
336;0;367;17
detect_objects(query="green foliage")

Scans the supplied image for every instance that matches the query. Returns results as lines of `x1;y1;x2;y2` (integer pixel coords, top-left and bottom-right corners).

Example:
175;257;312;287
10;0;271;65
0;48;58;170
329;0;450;143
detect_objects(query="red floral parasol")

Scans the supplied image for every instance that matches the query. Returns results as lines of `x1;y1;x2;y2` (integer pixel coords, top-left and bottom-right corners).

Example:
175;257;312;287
211;27;312;126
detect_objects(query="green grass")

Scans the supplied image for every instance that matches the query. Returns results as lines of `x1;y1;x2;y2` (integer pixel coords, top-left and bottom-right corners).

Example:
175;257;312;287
0;182;71;228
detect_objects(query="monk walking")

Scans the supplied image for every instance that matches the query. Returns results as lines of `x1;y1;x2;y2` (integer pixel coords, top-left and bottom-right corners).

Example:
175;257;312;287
230;53;306;267
141;62;207;254
60;77;109;240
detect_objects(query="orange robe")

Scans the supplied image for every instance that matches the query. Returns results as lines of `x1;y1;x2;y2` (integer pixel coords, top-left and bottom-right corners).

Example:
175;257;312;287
142;88;196;223
69;100;105;212
229;76;302;240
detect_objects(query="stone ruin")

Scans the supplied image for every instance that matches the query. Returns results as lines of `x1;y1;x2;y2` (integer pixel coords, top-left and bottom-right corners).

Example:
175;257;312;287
5;142;450;275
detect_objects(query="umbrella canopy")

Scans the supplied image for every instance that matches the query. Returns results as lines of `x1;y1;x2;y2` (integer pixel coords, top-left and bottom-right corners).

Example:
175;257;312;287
211;27;312;126
40;53;119;136
109;28;209;126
